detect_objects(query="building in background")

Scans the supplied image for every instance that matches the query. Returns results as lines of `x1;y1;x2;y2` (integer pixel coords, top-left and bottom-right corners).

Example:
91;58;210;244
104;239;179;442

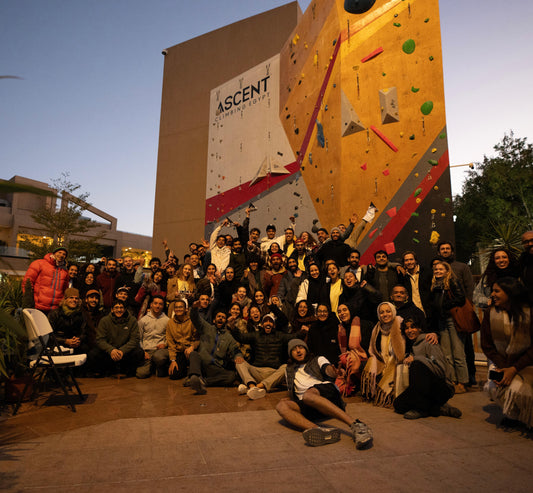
154;0;454;267
0;176;151;276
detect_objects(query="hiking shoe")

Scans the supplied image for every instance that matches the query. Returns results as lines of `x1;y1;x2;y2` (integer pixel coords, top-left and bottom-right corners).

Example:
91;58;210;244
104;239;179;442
302;427;341;447
439;403;462;418
247;387;266;400
404;409;429;420
350;420;373;450
237;384;248;395
190;375;207;395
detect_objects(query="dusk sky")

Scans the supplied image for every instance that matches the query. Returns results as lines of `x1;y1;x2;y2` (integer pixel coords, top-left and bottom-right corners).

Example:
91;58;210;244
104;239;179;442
2;0;532;237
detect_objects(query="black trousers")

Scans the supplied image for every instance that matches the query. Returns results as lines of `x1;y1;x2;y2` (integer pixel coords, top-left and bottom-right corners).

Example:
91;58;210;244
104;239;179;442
393;360;453;415
188;351;237;387
88;346;144;375
169;351;189;380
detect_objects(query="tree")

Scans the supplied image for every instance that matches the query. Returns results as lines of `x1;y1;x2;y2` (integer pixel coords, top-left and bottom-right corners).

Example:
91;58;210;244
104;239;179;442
454;132;533;264
19;173;106;262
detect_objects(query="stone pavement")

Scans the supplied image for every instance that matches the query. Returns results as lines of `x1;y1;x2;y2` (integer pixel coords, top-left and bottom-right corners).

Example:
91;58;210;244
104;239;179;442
1;376;532;492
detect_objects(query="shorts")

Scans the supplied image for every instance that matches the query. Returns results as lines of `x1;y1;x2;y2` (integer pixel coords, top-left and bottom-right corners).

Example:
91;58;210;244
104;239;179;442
297;383;346;421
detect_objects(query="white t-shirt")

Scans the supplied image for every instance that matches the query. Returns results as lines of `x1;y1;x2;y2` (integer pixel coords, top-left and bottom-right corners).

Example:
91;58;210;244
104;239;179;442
293;356;330;400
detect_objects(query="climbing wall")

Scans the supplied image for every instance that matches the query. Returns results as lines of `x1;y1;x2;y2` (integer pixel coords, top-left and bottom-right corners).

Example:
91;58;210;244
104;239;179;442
205;0;453;263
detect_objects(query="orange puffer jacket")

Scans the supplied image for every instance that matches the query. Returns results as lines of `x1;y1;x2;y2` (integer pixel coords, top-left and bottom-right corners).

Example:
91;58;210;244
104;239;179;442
23;254;69;311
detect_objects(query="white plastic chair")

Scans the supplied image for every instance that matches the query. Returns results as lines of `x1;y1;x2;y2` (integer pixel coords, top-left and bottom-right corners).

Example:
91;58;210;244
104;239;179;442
13;308;87;414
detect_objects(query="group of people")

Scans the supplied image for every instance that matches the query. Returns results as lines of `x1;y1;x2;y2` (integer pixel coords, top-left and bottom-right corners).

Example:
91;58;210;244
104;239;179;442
21;207;533;445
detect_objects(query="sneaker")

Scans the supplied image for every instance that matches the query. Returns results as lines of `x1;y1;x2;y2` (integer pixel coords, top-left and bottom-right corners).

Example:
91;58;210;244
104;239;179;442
439;403;462;418
350;420;373;450
183;376;191;387
302;427;341;447
237;384;248;395
454;383;466;394
404;409;429;420
190;375;207;395
362;202;378;223
247;387;266;400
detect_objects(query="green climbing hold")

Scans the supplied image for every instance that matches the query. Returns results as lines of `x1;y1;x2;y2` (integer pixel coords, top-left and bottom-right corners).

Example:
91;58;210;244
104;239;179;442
402;39;416;54
429;159;438;166
429;56;434;61
409;134;415;140
420;101;434;115
414;188;422;197
412;238;420;243
411;212;419;217
439;133;447;139
444;197;451;203
424;18;430;23
394;23;401;27
411;87;420;93
382;72;386;76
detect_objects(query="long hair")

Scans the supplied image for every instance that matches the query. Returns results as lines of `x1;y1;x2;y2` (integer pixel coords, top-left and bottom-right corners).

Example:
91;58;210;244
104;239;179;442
431;261;455;291
177;262;196;290
493;277;529;325
481;248;518;287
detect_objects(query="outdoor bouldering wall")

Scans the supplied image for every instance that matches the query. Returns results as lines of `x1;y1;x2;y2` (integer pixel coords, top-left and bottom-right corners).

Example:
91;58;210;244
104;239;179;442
154;0;454;265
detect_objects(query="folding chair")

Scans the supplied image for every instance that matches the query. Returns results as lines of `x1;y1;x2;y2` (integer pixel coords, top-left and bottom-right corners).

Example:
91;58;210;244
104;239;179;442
13;308;87;415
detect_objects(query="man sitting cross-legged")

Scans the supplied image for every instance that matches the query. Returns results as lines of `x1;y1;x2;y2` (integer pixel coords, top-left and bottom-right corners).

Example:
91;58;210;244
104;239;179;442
229;312;305;400
276;339;373;449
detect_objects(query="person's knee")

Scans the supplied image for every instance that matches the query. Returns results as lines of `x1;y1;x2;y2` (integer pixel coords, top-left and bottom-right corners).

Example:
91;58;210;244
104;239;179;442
276;398;291;415
301;388;319;405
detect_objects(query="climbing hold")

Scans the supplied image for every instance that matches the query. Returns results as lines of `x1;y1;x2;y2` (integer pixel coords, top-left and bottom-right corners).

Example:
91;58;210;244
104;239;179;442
379;87;400;124
386;207;397;217
430;209;436;214
301;73;305;79
414;188;422;197
412;238;420;244
382;169;390;176
416;198;421;204
439;133;447;139
295;128;299;135
309;153;313;164
421;101;434;115
429;56;434;61
414;173;419;177
325;105;328;111
429;231;440;245
429;159;438;166
411;87;420;93
424;18;430;23
292;34;300;45
414;230;419;234
371;126;398;152
393;22;401;27
434;186;439;191
344;0;376;14
369;228;378;239
360;163;367;170
431;148;437;153
402;39;416;54
409;134;415;140
361;47;384;63
382;72;386;76
315;198;319;203
444;197;451;203
411;212;419;217
304;43;308;49
441;213;446;217
400;132;404;138
316;121;325;148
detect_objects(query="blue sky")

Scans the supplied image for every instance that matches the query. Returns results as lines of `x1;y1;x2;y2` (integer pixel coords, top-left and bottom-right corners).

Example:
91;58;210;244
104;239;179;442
1;0;532;236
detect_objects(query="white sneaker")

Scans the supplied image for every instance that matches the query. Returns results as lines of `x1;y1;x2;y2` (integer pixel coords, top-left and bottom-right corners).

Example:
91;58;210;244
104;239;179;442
247;387;266;400
363;202;378;223
237;384;248;395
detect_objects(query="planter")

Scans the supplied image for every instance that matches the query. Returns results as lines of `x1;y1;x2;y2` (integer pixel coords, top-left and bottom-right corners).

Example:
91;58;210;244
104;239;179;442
4;375;33;404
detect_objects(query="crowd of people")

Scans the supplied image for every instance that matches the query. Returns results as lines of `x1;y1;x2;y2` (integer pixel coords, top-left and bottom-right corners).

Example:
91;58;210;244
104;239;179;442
21;205;533;445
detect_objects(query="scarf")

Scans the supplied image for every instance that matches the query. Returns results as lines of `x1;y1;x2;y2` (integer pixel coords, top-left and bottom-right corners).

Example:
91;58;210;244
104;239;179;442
361;304;405;407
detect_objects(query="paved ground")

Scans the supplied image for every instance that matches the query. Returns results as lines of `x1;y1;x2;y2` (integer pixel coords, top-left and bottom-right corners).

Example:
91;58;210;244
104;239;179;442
1;375;532;492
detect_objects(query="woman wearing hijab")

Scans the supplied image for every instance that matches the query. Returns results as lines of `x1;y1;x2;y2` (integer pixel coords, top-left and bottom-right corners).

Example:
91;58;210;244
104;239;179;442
307;304;341;365
361;302;405;407
336;303;368;396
